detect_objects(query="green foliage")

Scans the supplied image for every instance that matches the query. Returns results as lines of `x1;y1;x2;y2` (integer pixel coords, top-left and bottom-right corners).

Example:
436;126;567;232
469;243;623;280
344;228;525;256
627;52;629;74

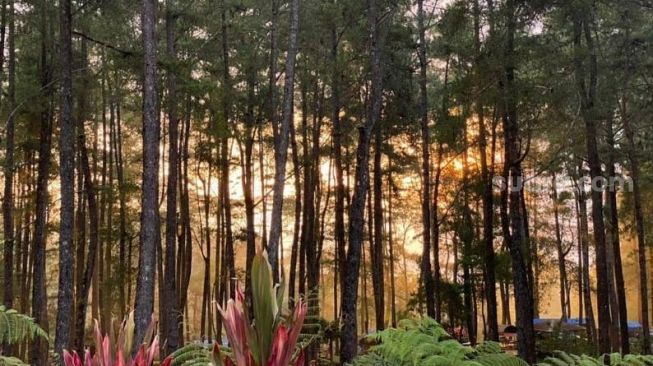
166;252;309;366
0;356;32;366
537;351;653;365
0;306;49;366
536;329;597;357
349;316;528;366
0;305;49;344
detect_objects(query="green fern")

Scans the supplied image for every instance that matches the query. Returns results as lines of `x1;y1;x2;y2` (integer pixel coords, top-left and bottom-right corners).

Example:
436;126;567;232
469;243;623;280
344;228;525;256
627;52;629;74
474;341;503;355
349;316;528;366
166;343;215;366
0;356;31;366
0;306;49;366
475;354;529;366
0;305;49;344
537;350;653;365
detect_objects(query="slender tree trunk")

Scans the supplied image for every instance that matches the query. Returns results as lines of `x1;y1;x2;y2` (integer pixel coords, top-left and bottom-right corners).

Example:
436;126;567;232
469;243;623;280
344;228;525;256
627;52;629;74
177;110;193;342
134;0;160;348
288;112;301;305
433;57;451;323
372;127;385;330
2;0;16;319
417;0;435;320
387;169;397;328
268;0;299;281
340;0;383;361
605;118;629;353
219;0;236;300
501;1;535;361
31;11;53;361
243;68;257;300
72;36;101;353
572;8;611;353
473;0;498;341
552;174;569;321
462;122;476;345
604;190;621;351
55;0;75;355
162;0;180;354
622;65;650;353
574;175;597;344
331;8;346;323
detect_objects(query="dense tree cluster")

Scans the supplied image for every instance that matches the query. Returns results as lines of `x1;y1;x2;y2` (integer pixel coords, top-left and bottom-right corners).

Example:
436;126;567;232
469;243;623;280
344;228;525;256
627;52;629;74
0;0;652;364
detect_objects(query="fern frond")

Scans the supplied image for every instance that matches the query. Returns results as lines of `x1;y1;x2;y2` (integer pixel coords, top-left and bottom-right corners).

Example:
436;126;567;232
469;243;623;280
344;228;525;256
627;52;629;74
0;356;31;366
0;306;49;345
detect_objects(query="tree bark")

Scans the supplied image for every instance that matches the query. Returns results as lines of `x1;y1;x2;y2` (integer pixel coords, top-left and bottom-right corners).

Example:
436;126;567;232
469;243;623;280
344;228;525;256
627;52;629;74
574;173;597;344
55;0;75;355
219;0;236;300
372;127;385;330
340;0;383;361
622;66;650;353
268;0;299;281
2;0;16;318
243;64;258;301
417;0;435;320
552;174;569;320
473;0;498;341
572;8;612;353
605;118;629;353
501;0;535;361
31;8;53;361
331;8;346;322
134;0;160;349
162;0;180;354
72;36;101;353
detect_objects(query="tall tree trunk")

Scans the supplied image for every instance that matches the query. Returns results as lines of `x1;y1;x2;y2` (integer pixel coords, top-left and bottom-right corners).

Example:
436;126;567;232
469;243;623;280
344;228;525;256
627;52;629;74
433;57;451;323
134;0;160;348
114;72;128;319
372;127;385;330
387;167;397;327
572;7;611;353
72;36;100;353
306;84;324;363
55;0;75;355
340;0;383;362
574;174;597;344
501;1;535;361
605;118;629;353
268;0;299;281
473;0;498;341
552;174;569;321
2;0;15;319
177;109;192;343
219;0;236;300
621;63;650;353
417;0;435;320
462;122;475;345
331;7;346;322
31;10;53;361
243;67;258;300
288;112;301;305
162;0;180;354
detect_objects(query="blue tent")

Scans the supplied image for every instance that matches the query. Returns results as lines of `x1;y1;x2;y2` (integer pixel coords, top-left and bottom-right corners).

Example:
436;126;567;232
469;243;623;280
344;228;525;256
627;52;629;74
628;321;643;332
566;318;590;326
533;318;553;325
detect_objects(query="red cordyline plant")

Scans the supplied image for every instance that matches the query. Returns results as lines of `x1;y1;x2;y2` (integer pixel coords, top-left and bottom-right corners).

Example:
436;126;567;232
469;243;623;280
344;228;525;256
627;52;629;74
63;312;160;366
164;251;308;366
